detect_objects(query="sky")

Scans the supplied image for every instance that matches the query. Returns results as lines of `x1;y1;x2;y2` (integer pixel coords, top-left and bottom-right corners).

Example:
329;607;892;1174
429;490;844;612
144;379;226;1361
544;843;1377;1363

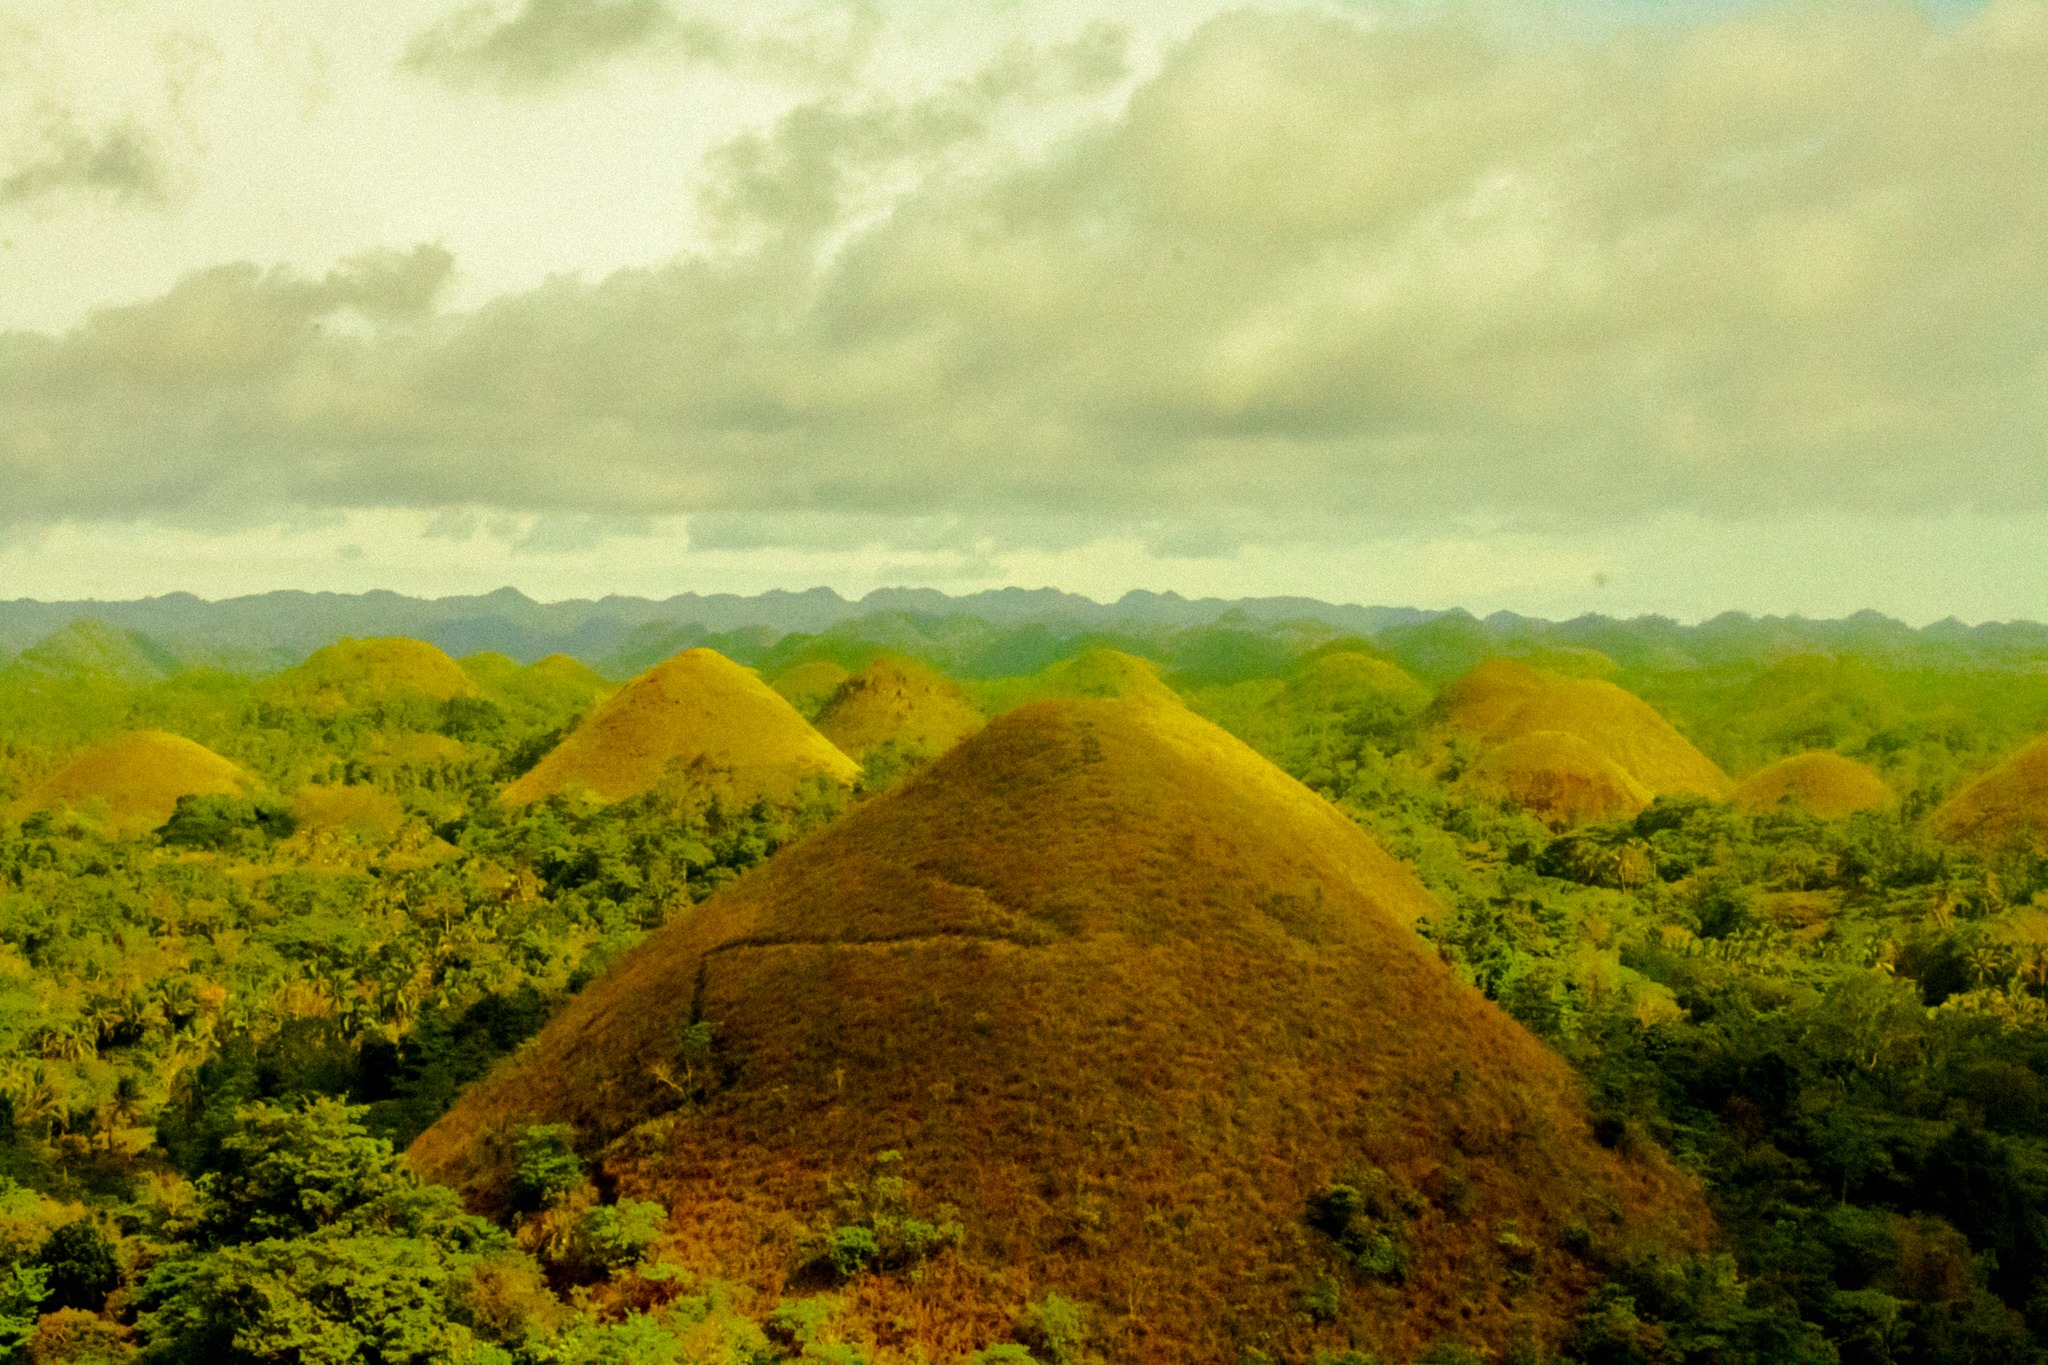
1;0;2043;622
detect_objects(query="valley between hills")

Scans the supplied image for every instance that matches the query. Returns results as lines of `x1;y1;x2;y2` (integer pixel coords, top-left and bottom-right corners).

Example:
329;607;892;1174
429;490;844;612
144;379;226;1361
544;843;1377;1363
0;595;2044;1363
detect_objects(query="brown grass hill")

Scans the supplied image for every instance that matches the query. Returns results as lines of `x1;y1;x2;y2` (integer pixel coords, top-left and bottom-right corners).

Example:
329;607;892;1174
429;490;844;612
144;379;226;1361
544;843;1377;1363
1931;736;2048;852
17;730;252;836
502;648;859;807
812;656;983;767
1461;730;1654;828
771;661;852;720
1433;658;1734;801
263;637;480;714
1733;752;1894;820
414;697;1709;1363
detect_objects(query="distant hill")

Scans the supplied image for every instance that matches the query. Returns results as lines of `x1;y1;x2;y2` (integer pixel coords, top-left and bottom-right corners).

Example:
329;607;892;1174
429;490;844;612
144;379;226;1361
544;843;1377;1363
15;730;252;835
1461;730;1654;827
4;589;2039;678
1434;659;1734;805
970;647;1183;712
260;638;480;713
1733;752;1894;819
414;696;1708;1361
811;656;982;765
503;648;858;806
767;660;850;719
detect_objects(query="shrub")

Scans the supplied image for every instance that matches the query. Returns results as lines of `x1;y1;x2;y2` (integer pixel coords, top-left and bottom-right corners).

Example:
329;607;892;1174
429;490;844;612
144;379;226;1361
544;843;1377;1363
570;1198;667;1277
36;1220;119;1313
1022;1293;1088;1365
510;1124;585;1213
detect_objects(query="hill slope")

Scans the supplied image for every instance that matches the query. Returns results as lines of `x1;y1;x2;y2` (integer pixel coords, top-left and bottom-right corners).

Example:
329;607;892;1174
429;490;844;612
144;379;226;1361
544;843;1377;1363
769;661;851;719
1931;736;2048;851
416;697;1707;1361
18;730;252;835
1462;730;1653;827
1435;659;1733;802
1733;752;1894;819
503;648;858;806
812;656;983;765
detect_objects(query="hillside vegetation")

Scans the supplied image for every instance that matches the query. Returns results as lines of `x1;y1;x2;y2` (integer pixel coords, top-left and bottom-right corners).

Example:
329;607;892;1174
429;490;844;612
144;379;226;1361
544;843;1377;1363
0;602;2042;1361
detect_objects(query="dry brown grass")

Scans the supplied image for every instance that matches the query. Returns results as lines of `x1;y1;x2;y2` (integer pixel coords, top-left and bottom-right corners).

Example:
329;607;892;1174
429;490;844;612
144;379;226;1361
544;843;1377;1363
771;661;852;719
290;783;407;843
813;656;983;764
16;729;252;835
1462;730;1653;827
503;648;859;806
415;696;1709;1362
1931;736;2048;852
1734;752;1894;819
1434;659;1733;800
265;637;481;712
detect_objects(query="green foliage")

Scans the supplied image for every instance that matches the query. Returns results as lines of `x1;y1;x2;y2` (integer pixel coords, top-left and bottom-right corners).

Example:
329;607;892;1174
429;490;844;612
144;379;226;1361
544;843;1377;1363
1021;1293;1088;1365
509;1126;584;1215
36;1218;119;1312
157;793;293;850
567;1198;666;1277
1306;1174;1415;1283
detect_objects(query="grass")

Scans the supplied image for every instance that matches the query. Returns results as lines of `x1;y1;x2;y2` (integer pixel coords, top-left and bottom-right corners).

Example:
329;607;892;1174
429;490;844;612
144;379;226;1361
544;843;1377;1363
1932;735;2048;851
1460;730;1652;828
414;696;1709;1363
1731;751;1894;819
812;657;983;765
1434;660;1734;800
263;638;481;713
13;729;252;835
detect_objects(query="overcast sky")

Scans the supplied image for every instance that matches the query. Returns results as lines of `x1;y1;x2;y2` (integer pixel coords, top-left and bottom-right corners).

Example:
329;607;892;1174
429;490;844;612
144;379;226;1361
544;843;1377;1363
2;0;2043;621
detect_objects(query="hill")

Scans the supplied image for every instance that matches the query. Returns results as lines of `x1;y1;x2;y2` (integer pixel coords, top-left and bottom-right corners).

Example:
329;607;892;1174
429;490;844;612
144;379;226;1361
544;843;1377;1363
415;697;1708;1362
502;648;859;806
811;656;983;766
1462;730;1654;827
1733;752;1894;819
1931;736;2048;852
460;651;610;721
1434;659;1733;801
769;660;850;719
262;637;480;713
16;730;252;835
969;647;1182;713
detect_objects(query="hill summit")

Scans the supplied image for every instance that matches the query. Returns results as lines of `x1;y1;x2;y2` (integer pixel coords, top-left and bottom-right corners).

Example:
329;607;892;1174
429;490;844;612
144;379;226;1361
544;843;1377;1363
812;655;983;766
18;730;252;835
1734;752;1894;819
263;637;480;713
503;648;858;806
416;697;1706;1361
1435;659;1733;813
1931;736;2048;852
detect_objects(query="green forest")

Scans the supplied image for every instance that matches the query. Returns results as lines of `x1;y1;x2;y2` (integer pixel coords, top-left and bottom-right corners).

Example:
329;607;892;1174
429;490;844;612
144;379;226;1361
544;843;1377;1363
0;604;2045;1364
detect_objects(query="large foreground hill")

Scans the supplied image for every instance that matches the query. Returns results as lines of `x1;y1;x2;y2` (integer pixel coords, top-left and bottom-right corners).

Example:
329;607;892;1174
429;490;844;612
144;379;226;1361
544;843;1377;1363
414;696;1707;1361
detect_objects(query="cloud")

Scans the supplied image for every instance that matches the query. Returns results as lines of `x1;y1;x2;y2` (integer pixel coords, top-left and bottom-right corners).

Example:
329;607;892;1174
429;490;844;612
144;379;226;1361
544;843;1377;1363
5;3;2048;550
402;0;880;91
0;107;172;207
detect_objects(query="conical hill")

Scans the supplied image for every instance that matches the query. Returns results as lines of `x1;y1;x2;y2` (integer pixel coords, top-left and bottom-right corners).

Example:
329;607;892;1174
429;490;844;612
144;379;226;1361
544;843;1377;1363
1734;752;1893;819
1435;659;1733;801
1931;737;2048;852
770;661;851;719
812;656;982;765
19;730;252;835
503;648;858;806
972;647;1182;714
264;637;480;713
1462;730;1652;827
415;698;1708;1362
